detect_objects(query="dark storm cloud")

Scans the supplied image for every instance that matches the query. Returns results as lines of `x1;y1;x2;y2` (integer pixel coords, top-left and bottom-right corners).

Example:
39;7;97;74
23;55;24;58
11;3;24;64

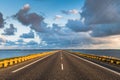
14;4;44;32
90;24;120;37
2;24;17;35
20;30;34;38
81;0;120;25
76;0;120;37
0;12;4;28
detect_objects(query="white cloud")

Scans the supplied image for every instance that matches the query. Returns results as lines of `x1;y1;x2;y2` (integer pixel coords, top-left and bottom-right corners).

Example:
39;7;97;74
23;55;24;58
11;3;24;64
0;35;6;43
54;15;63;20
69;9;79;14
61;9;79;15
22;4;30;10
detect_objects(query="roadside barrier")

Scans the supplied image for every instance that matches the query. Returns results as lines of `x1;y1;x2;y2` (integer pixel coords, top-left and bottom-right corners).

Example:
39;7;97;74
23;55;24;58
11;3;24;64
0;51;58;69
72;52;120;65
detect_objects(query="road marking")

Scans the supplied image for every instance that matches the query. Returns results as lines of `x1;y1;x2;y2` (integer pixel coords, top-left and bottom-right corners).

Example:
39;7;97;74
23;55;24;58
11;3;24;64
12;54;54;73
61;63;64;70
60;52;63;60
69;53;120;76
60;52;64;70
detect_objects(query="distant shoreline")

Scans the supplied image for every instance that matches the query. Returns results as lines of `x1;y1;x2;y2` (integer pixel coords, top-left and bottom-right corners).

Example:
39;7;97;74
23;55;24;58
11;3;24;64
0;49;120;51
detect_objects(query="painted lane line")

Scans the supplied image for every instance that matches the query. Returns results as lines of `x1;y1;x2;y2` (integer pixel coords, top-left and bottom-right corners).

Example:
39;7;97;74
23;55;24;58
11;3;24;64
68;53;120;76
12;54;54;73
61;63;64;70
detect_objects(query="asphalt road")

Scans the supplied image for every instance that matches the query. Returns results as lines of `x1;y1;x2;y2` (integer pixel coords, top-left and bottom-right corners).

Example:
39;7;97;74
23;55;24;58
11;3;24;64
0;51;120;80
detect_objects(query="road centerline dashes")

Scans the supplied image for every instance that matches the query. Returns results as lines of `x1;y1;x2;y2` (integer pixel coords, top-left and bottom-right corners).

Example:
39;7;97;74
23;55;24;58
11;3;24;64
60;52;64;71
61;63;64;70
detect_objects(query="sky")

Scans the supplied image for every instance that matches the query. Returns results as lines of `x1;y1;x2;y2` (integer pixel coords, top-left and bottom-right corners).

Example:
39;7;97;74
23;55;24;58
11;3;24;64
0;0;120;49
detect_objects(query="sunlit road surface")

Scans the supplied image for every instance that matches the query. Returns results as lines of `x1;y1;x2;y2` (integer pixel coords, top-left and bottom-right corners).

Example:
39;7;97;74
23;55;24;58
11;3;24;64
0;51;120;80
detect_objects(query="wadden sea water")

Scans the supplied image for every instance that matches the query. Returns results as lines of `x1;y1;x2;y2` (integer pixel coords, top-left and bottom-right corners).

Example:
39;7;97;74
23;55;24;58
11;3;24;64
72;49;120;59
0;49;54;59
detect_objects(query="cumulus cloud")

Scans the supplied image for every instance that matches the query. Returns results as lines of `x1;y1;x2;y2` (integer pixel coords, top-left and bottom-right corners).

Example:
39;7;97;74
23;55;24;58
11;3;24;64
14;4;44;32
54;15;63;20
40;32;106;49
2;24;17;35
0;12;4;28
5;40;16;46
20;30;34;38
77;0;120;37
3;39;39;48
0;38;5;44
37;23;106;48
61;9;79;15
66;19;92;32
0;35;6;42
16;39;24;44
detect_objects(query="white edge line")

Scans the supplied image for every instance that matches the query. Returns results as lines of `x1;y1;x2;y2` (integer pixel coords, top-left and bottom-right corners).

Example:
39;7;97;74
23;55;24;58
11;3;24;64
68;53;120;76
61;63;64;70
12;54;54;73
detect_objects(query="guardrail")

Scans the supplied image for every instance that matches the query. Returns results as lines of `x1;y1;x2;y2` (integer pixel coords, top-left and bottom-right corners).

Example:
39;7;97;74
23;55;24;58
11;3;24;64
0;51;57;69
72;52;120;65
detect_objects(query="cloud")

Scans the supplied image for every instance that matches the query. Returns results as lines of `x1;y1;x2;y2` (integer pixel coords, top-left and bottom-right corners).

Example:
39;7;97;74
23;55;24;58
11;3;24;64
81;0;120;25
15;39;26;46
40;32;106;49
90;24;120;37
69;9;79;14
16;39;25;44
4;40;16;46
3;39;38;48
37;23;106;49
54;15;63;20
2;24;17;35
88;35;120;49
0;12;4;28
0;38;5;44
61;9;79;15
66;19;92;32
14;4;45;32
0;35;6;42
79;0;120;37
26;40;38;45
20;30;34;38
17;39;24;43
61;10;70;15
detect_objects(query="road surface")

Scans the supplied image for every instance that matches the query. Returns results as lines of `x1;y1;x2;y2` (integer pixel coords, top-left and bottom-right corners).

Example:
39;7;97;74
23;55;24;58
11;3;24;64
0;51;120;80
